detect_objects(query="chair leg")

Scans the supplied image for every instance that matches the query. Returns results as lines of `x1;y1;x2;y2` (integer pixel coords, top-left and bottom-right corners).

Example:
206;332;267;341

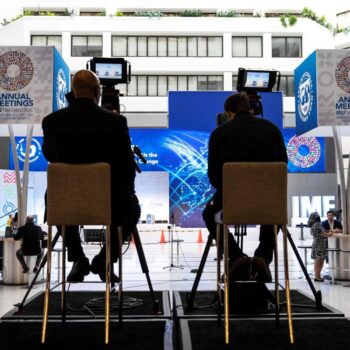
41;226;53;343
273;225;279;324
282;224;294;344
118;226;123;324
224;225;230;345
216;224;221;325
61;226;66;325
105;225;111;344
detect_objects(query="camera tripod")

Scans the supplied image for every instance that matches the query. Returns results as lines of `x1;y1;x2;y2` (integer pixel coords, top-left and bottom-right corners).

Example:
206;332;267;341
14;225;160;315
186;226;322;312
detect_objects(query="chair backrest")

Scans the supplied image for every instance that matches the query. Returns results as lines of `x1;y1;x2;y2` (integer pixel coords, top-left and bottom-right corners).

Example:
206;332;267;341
222;162;287;225
47;163;111;226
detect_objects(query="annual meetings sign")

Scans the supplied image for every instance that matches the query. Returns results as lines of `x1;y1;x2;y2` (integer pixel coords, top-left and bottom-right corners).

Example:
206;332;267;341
0;46;70;124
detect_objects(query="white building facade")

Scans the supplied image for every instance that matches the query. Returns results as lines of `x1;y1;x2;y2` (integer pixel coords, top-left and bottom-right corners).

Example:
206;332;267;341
0;1;337;128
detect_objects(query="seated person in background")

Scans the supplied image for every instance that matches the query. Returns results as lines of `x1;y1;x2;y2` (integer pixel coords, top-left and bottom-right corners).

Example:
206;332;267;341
14;216;44;273
42;69;140;283
322;210;343;234
203;92;288;282
11;212;18;232
308;212;332;282
6;214;13;227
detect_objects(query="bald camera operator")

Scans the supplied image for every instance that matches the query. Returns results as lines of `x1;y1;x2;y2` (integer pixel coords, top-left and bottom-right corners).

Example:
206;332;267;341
42;69;140;282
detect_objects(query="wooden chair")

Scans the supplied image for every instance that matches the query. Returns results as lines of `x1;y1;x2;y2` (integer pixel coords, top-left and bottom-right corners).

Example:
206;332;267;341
41;163;122;345
216;162;293;345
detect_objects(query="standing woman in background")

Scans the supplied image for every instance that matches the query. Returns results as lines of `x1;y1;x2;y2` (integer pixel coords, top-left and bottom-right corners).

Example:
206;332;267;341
308;212;332;282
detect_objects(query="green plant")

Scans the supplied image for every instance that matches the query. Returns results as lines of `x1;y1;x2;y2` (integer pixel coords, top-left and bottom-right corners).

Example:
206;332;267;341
280;15;287;27
38;11;55;16
98;11;106;16
115;11;124;17
63;8;76;16
301;7;332;31
289;15;297;26
178;10;202;17
134;11;164;17
23;10;34;16
216;10;240;17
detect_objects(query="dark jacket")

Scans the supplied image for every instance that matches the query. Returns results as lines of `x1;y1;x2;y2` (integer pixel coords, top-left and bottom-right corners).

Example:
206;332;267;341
208;112;288;192
42;98;136;219
14;222;44;255
321;219;343;231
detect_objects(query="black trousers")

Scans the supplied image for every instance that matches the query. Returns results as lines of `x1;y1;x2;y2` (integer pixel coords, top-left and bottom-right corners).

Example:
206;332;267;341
58;194;141;263
16;249;44;270
202;192;277;265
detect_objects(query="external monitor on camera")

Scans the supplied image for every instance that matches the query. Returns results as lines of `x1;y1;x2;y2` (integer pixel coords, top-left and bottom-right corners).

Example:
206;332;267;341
90;57;130;85
236;68;278;93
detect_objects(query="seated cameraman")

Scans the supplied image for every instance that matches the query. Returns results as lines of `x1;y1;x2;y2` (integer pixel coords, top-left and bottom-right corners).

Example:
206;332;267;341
203;92;288;281
42;69;140;282
14;216;44;273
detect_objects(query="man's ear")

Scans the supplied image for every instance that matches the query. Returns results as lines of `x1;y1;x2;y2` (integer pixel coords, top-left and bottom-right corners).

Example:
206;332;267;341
95;85;101;104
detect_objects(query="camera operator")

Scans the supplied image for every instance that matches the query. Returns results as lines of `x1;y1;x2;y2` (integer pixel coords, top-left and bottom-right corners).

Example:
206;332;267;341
42;69;140;282
203;91;287;281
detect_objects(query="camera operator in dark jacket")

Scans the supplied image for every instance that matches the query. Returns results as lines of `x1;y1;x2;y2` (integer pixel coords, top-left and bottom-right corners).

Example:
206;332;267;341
203;91;288;281
42;70;140;282
14;216;44;273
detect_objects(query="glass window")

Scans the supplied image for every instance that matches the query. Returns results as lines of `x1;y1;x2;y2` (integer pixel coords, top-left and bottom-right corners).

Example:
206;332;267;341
138;37;147;57
31;36;47;46
272;37;301;57
232;37;247;57
168;76;177;92
158;37;167;57
198;37;207;57
128;76;137;96
287;37;301;57
198;76;208;90
71;36;87;56
178;37;187;57
168;37;177;56
137;76;147;96
158;76;167;96
188;37;197;56
178;76;188;90
278;76;287;95
112;36;127;56
208;76;223;90
188;76;198;90
86;36;102;56
148;37;157;57
208;37;222;57
128;37;137;56
232;75;238;90
148;76;158;96
247;37;262;57
31;35;62;53
287;76;295;96
72;36;102;57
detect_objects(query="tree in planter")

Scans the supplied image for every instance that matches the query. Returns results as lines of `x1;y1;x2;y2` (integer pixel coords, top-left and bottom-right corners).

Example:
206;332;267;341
178;10;202;17
216;10;240;17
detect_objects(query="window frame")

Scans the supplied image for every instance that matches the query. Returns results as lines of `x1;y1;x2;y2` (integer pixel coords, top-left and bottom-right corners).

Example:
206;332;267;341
232;36;263;57
71;35;103;57
271;36;302;58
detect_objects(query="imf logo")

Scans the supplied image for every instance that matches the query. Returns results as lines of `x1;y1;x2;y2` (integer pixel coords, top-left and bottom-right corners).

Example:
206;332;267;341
16;138;42;163
298;72;314;122
56;68;68;110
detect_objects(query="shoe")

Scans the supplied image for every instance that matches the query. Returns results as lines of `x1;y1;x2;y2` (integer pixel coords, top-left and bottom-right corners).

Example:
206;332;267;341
314;278;324;282
22;267;29;273
251;257;272;283
33;267;38;273
228;256;251;281
90;255;119;283
67;256;90;283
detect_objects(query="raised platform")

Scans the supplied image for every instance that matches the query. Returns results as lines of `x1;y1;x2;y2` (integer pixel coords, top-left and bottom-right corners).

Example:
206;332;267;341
173;290;344;318
2;290;171;320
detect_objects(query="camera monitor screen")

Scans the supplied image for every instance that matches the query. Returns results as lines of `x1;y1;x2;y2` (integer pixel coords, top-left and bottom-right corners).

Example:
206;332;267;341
245;71;270;88
95;63;122;80
237;68;278;92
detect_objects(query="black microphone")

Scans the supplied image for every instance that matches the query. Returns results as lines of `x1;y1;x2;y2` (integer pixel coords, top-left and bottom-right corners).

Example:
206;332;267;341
133;146;147;164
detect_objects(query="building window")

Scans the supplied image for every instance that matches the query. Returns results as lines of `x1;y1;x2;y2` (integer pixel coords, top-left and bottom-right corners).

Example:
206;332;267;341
119;75;223;96
71;35;102;57
272;37;302;57
31;35;62;53
277;75;295;97
232;37;262;57
112;36;223;57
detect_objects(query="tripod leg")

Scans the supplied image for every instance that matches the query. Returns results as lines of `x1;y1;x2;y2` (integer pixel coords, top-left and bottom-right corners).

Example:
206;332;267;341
16;230;61;312
186;237;213;312
132;227;160;313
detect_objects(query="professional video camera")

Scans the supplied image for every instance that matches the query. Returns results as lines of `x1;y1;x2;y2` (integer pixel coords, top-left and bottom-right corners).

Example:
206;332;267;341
217;68;280;125
88;57;131;112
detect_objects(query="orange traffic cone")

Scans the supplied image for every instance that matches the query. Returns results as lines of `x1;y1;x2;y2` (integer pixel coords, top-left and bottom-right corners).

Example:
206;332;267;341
159;229;167;243
197;229;204;243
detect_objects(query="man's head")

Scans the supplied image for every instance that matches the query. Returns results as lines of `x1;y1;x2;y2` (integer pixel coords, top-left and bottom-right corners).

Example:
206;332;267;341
327;210;335;222
26;215;34;224
224;92;251;120
72;70;101;104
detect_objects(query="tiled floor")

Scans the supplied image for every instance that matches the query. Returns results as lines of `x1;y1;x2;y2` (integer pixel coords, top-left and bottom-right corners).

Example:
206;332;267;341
1;226;350;318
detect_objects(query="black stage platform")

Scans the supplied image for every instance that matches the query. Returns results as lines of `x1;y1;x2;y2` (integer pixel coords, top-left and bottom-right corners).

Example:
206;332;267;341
177;318;350;350
173;290;344;318
2;290;171;320
0;320;169;350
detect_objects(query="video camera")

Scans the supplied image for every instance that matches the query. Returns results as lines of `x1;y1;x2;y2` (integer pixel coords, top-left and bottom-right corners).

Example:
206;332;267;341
88;57;131;112
216;68;280;125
